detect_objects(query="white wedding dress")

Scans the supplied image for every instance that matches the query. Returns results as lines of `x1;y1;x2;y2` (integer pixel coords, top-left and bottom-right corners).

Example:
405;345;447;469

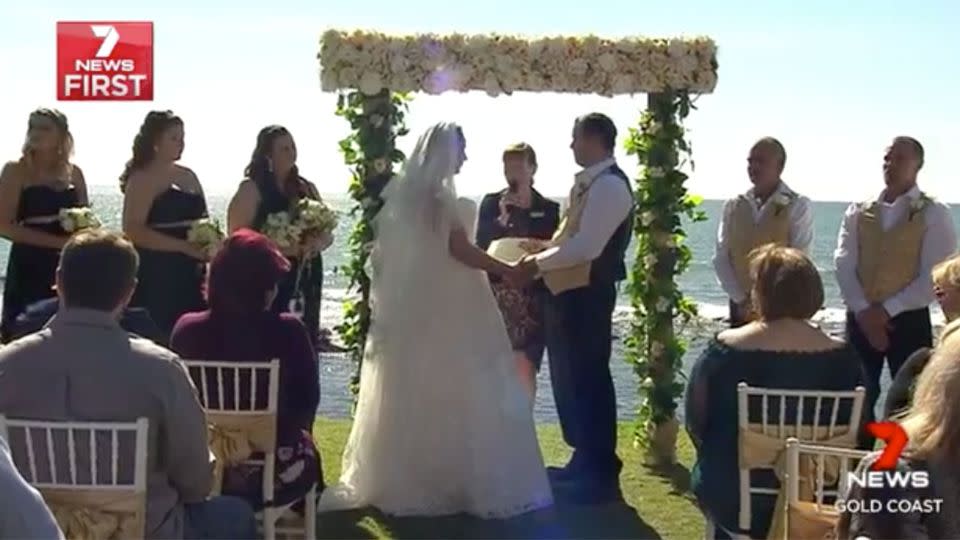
317;123;553;518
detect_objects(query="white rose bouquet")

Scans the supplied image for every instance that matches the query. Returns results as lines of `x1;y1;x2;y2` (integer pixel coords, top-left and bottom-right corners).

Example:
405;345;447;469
261;211;304;251
59;207;101;233
186;218;226;258
262;199;338;254
296;198;338;238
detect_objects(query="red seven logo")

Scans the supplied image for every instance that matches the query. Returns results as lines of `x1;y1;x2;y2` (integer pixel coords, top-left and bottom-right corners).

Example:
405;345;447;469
865;421;909;470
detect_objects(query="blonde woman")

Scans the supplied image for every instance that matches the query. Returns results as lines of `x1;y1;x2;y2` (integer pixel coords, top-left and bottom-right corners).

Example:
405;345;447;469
838;327;960;538
883;253;960;418
0;108;88;342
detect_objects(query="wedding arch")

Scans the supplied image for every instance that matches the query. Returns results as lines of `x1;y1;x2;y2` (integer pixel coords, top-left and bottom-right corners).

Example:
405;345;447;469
319;29;718;464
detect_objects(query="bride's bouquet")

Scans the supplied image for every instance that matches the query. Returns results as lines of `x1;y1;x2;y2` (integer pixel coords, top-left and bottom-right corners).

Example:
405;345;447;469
59;207;102;233
187;218;226;258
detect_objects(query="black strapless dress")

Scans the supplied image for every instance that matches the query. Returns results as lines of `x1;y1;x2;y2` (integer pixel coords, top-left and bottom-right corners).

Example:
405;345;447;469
129;188;208;343
1;185;79;343
251;177;323;347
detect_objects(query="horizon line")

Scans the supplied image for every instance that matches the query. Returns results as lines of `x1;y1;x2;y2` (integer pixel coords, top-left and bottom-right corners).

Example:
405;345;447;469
84;183;955;205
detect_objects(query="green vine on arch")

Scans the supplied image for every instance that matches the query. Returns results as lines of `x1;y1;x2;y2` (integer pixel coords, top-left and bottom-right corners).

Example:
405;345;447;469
333;89;412;396
625;91;706;455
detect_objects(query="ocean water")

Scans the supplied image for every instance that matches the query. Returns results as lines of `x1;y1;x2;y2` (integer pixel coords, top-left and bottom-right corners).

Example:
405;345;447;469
1;185;952;422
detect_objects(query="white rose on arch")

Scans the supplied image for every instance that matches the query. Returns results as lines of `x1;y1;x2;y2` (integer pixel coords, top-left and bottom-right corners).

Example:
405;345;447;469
359;72;384;96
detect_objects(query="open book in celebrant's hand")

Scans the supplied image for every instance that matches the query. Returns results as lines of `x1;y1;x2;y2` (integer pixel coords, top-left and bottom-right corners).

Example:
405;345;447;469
486;237;541;263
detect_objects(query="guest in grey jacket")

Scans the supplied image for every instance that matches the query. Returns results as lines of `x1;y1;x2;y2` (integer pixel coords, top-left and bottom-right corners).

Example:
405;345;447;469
0;230;257;539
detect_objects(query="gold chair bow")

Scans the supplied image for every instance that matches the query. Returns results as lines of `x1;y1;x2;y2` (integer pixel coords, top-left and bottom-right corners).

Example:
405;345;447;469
206;413;276;495
43;490;143;540
737;425;855;540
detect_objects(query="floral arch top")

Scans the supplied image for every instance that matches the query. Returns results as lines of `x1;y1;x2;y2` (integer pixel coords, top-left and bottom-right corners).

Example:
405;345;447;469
319;30;718;97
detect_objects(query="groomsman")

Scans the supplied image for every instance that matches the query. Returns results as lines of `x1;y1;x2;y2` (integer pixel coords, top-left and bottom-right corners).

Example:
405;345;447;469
712;137;813;327
834;136;957;416
515;113;633;504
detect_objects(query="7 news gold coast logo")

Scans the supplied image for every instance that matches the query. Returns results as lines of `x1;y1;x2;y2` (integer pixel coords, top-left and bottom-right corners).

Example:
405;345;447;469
56;21;153;101
835;422;943;515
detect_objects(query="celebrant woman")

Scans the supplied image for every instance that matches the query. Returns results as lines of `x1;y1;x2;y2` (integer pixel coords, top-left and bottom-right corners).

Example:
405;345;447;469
476;143;560;399
227;125;335;350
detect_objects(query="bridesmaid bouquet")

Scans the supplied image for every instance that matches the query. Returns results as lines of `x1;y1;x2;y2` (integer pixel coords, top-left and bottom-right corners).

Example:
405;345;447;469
296;198;339;241
59;207;102;233
261;211;304;251
187;218;226;257
262;199;338;252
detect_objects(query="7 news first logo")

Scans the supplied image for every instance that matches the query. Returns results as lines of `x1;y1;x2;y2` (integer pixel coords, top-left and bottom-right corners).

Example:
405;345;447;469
835;422;942;515
57;21;153;101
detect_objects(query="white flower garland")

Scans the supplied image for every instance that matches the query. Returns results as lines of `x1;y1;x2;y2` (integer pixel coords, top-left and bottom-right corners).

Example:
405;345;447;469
319;30;718;97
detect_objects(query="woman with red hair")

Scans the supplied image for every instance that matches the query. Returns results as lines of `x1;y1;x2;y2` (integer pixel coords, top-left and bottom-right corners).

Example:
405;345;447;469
170;228;322;511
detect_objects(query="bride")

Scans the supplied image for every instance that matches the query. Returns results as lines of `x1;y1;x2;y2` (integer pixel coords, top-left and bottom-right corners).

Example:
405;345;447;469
318;122;553;518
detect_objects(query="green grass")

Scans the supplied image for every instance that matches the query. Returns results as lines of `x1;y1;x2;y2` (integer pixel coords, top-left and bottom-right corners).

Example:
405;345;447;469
313;418;703;539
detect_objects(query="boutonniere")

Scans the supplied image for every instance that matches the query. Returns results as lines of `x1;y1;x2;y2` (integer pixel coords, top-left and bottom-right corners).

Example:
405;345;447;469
771;192;792;215
575;181;590;198
909;196;930;221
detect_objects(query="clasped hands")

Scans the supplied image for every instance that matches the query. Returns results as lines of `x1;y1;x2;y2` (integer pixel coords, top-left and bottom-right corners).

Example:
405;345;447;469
502;239;550;288
856;304;893;351
504;255;540;288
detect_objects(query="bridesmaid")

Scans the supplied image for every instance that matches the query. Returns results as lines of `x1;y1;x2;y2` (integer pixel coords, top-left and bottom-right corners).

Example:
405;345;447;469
227;125;333;348
121;110;209;343
0;108;88;342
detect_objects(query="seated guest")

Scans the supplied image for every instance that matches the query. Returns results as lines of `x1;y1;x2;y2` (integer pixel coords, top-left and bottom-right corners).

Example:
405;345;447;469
884;253;960;418
476;142;560;399
170;228;322;512
0;230;257;539
0;435;64;539
8;296;165;344
838;329;960;539
685;245;866;539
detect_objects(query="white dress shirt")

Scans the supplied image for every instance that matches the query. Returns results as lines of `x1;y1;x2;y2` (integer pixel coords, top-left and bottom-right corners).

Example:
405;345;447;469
834;185;957;317
535;157;633;272
712;181;814;303
0;436;64;539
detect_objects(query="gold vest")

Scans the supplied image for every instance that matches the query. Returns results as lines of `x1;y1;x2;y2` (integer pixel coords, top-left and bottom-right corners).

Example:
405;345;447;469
541;179;595;294
856;196;929;303
727;194;793;296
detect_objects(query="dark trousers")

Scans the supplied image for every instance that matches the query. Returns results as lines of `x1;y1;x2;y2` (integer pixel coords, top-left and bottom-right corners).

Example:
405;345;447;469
845;307;932;418
545;281;621;481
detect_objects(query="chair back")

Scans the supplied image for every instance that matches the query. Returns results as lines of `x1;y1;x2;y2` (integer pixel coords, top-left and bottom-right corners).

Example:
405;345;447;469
734;382;866;539
181;360;279;496
781;438;870;539
0;416;149;540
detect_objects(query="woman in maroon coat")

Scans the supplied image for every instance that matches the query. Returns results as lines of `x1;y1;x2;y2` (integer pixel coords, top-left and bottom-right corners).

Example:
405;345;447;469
170;228;322;511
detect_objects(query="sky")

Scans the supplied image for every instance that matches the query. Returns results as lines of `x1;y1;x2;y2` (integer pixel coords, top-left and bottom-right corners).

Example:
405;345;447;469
0;0;957;201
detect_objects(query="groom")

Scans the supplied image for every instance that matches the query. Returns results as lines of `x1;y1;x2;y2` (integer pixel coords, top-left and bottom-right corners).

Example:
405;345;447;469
515;113;634;503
